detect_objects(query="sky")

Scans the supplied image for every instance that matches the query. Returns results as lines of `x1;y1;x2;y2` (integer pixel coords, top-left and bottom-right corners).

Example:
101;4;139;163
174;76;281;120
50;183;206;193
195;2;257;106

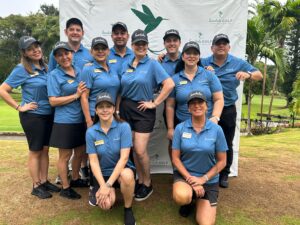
0;0;287;17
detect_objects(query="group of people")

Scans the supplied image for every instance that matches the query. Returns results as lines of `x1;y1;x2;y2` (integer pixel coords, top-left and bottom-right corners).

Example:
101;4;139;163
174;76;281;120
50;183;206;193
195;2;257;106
0;17;262;225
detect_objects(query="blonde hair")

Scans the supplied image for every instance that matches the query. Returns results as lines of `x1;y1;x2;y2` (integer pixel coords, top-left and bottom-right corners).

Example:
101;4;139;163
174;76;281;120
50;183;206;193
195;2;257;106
20;48;48;74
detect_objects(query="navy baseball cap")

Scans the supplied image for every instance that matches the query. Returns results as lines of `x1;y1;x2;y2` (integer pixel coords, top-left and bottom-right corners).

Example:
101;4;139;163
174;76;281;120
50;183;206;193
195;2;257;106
19;36;40;50
182;41;200;54
163;29;181;41
212;33;230;45
95;92;115;107
53;41;74;55
131;29;148;44
187;91;207;104
112;22;128;32
91;37;109;48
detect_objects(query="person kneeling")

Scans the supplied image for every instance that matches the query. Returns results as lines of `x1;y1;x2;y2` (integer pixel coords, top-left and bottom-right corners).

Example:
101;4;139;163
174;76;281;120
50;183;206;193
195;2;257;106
86;92;136;225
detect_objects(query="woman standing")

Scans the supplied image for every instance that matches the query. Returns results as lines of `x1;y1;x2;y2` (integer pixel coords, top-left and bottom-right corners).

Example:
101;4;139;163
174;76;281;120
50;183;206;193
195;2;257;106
0;36;60;199
172;91;227;224
47;41;88;200
86;92;136;225
166;41;224;145
120;29;174;201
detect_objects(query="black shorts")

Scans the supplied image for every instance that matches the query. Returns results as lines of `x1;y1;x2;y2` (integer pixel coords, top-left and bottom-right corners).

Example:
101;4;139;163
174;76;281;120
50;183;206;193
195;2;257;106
49;123;86;149
19;112;53;151
173;171;219;206
120;98;156;133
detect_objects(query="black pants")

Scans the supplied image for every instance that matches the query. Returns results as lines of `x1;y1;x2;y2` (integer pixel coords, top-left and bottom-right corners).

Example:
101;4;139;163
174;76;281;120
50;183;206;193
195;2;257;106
219;105;237;176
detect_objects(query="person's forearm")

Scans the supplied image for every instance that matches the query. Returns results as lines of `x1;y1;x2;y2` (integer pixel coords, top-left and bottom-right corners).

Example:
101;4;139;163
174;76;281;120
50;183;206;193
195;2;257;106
166;103;175;129
0;86;19;110
172;154;191;179
89;155;106;186
204;159;226;181
81;95;92;123
153;79;174;106
211;98;224;118
106;154;129;185
251;70;263;81
49;94;79;107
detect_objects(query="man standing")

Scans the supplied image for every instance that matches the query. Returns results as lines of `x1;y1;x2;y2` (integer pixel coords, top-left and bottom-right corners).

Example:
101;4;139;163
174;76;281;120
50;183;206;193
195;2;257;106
48;18;93;72
201;34;263;188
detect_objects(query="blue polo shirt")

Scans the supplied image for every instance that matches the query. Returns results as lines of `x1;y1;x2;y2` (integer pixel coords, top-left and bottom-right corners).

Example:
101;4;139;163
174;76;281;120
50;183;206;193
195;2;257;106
201;54;258;106
81;60;120;116
169;66;222;121
48;44;93;72
86;120;135;177
172;118;228;184
47;66;84;123
5;64;52;115
161;53;181;76
120;55;170;101
108;46;134;72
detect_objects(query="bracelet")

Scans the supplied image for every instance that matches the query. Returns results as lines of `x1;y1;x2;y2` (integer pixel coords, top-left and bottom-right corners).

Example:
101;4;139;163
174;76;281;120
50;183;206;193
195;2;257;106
105;182;112;188
116;111;120;115
211;116;220;121
16;105;20;110
247;71;252;79
204;174;209;182
74;94;79;101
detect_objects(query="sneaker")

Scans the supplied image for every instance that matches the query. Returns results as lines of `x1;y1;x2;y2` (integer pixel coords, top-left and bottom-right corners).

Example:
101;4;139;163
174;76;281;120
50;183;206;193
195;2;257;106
134;180;142;195
60;187;81;199
80;166;89;180
179;203;193;217
219;173;229;188
70;178;89;188
124;208;136;225
88;185;98;206
134;183;153;201
31;184;52;199
42;181;61;192
55;175;61;185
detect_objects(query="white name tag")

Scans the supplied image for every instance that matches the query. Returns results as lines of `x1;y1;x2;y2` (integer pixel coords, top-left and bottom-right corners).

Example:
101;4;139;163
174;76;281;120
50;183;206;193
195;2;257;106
94;140;104;146
182;132;192;139
30;71;39;77
94;69;102;73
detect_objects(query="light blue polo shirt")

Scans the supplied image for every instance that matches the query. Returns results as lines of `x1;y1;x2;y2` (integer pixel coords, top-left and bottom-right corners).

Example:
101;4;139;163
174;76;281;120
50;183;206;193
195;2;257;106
161;53;181;76
172;118;228;184
201;54;258;106
48;44;93;72
108;46;134;72
81;60;120;116
120;55;170;101
86;120;135;177
169;66;222;121
5;64;52;115
47;66;84;123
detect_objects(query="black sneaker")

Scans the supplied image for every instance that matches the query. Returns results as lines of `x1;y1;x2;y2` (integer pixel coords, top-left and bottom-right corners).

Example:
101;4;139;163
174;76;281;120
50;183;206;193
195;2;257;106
80;166;89;180
60;187;81;199
70;178;89;188
124;208;136;225
42;181;61;192
134;183;153;201
88;185;98;206
179;203;193;217
134;180;142;195
219;173;229;188
31;184;52;199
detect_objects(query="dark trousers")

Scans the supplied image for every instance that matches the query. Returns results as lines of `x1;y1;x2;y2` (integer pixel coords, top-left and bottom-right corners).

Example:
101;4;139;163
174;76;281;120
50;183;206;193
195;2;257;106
219;105;237;176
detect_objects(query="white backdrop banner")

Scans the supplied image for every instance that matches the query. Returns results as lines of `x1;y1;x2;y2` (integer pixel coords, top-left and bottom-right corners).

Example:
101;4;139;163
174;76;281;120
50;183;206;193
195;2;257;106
59;0;249;176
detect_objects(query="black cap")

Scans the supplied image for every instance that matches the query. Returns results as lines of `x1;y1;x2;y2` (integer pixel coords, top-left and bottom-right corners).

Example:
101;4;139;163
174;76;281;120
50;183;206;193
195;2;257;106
182;41;200;54
212;33;230;45
112;22;128;32
19;36;40;50
53;41;74;55
95;92;115;107
131;29;148;44
66;18;83;29
91;37;109;48
163;29;181;41
187;91;207;104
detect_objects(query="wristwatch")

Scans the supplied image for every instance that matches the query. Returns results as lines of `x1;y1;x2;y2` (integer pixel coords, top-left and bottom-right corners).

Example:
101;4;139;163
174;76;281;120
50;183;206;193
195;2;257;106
247;71;252;79
211;116;220;122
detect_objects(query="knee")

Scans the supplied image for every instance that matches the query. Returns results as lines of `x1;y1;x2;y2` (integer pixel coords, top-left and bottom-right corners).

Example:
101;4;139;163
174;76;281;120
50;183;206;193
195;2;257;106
173;187;192;205
119;168;134;186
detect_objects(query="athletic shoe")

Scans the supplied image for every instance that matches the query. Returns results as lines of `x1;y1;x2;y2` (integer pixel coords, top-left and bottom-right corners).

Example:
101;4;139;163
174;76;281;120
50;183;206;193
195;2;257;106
55;175;61;185
88;186;98;206
134;183;153;201
80;166;89;180
219;173;229;188
31;184;52;199
124;208;136;225
42;180;61;192
134;180;142;195
70;178;89;188
60;187;81;199
179;203;193;217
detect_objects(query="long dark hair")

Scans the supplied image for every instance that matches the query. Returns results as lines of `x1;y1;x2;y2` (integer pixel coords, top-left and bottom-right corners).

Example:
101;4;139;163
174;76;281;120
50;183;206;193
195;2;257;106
21;46;48;74
174;54;203;74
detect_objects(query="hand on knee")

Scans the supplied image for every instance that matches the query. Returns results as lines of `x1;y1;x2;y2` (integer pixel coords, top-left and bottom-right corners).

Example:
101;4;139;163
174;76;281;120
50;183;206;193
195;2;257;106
98;197;113;210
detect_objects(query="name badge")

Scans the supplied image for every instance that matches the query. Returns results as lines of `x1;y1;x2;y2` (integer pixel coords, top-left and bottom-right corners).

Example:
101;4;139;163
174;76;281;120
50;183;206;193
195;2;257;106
94;140;104;146
30;71;39;77
67;79;74;84
109;59;117;64
94;69;102;73
179;80;187;85
126;69;134;73
182;132;192;138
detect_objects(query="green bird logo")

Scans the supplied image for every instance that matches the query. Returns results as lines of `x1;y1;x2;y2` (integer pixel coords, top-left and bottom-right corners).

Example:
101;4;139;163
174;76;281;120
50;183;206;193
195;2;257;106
131;4;168;34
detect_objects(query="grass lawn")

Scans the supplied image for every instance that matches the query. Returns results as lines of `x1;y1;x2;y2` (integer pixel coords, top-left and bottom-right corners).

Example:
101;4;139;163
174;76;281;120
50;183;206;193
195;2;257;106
0;128;299;225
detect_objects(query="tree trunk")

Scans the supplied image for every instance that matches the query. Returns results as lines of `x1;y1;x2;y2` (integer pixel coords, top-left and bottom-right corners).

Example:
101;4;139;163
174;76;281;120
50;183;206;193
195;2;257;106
247;81;253;136
268;67;279;117
260;57;267;124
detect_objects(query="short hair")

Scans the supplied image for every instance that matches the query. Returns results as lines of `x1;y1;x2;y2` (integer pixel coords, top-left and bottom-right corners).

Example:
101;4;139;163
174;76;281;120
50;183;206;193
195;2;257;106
66;18;83;30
